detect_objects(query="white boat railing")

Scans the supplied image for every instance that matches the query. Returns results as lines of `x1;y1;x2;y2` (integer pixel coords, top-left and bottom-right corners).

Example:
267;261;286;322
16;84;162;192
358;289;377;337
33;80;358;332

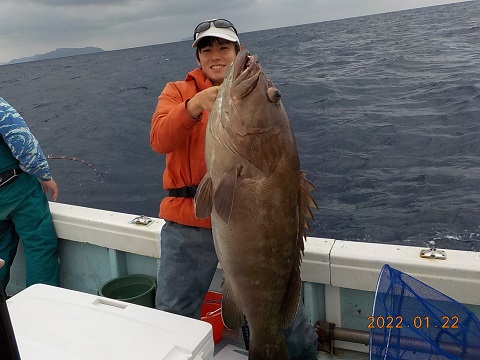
8;201;480;354
46;202;480;303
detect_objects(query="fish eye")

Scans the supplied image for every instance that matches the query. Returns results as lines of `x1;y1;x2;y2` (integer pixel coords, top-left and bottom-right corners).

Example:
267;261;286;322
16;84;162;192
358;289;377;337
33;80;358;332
267;87;281;103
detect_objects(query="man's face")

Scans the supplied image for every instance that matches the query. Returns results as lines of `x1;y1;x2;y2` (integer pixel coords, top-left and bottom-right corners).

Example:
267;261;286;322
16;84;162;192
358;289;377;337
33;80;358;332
197;40;237;86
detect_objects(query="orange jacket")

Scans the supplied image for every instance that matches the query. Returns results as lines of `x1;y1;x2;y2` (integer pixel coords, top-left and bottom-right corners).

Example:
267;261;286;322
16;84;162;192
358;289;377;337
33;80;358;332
150;68;212;228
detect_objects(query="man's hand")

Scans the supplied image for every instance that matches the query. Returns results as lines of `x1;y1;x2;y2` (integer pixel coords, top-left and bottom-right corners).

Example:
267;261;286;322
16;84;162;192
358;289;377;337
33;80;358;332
186;86;220;118
42;178;59;201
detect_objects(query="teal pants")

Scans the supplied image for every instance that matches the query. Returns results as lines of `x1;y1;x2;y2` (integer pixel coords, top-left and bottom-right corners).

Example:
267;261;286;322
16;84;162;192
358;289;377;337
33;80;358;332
0;173;59;290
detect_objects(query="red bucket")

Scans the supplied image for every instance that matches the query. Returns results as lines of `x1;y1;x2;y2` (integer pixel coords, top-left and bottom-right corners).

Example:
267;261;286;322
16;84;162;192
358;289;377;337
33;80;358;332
200;291;224;344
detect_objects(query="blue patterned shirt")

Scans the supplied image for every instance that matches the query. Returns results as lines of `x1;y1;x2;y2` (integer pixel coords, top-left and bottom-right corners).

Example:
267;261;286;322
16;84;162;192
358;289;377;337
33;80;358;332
0;97;52;180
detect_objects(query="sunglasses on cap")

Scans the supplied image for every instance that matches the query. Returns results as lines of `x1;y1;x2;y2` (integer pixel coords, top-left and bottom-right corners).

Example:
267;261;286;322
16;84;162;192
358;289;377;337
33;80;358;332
193;19;238;41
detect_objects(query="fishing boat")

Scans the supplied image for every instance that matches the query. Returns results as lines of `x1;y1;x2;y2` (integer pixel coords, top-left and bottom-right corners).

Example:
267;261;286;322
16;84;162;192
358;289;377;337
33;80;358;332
4;202;480;359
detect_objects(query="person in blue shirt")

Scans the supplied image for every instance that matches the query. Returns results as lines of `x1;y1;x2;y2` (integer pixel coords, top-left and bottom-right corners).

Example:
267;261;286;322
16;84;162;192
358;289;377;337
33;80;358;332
0;97;59;291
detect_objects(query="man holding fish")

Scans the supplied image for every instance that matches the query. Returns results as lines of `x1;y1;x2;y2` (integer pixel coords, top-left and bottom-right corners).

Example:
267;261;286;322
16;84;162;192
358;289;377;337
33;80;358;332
150;18;318;359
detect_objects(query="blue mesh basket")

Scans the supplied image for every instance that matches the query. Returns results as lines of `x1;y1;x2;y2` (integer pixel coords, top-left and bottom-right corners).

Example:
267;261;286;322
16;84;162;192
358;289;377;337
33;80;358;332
370;264;480;359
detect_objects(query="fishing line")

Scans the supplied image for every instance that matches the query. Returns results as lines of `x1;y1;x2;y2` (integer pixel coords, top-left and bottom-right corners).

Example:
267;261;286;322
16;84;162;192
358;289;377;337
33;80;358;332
46;155;104;187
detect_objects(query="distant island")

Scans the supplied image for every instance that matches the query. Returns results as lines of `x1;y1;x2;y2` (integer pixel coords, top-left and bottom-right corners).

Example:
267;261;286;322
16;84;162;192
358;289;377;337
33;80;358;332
5;47;105;65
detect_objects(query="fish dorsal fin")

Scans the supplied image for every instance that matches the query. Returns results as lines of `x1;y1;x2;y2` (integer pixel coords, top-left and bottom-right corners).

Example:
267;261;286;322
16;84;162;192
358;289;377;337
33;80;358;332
299;171;318;243
221;278;245;330
280;171;318;328
280;278;301;329
194;175;213;219
213;164;242;223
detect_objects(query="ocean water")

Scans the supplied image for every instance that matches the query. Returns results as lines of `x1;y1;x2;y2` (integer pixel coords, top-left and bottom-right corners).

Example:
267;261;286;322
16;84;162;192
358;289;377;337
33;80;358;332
1;1;479;251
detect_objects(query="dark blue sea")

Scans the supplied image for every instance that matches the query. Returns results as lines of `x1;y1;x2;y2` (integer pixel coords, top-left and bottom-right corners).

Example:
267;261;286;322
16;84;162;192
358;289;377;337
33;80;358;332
1;1;479;251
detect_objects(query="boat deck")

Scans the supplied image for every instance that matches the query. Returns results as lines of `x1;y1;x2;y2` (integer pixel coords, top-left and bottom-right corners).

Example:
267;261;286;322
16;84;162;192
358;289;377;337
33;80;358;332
213;328;369;360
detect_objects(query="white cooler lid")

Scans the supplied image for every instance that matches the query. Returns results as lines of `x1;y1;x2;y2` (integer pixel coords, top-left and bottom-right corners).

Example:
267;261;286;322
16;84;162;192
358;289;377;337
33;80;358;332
7;284;214;360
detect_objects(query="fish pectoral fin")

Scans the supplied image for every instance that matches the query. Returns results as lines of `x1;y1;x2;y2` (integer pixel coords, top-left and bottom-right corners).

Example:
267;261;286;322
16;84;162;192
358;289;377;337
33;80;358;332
221;280;245;330
213;165;242;224
194;175;213;218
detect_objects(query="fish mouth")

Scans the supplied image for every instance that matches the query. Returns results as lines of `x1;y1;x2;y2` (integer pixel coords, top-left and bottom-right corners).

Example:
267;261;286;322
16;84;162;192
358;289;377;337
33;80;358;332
228;50;273;136
231;50;261;101
233;50;260;82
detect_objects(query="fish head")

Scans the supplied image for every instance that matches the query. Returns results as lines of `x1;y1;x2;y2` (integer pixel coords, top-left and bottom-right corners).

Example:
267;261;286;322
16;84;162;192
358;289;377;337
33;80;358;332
208;50;296;175
218;49;285;137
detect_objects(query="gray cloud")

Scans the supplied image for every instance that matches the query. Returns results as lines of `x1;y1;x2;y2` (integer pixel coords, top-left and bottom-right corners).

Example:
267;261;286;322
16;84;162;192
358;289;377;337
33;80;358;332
22;0;132;5
0;0;471;63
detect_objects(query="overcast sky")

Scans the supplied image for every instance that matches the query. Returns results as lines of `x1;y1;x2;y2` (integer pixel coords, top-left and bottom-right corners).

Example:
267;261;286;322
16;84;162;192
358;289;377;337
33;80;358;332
0;0;472;64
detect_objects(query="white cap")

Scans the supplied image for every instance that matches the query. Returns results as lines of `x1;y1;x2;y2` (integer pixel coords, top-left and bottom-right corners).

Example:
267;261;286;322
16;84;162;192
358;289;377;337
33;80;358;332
192;20;240;48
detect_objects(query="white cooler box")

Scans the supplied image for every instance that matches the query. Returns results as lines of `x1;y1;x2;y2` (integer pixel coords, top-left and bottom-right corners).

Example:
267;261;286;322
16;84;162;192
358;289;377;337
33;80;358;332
7;284;214;360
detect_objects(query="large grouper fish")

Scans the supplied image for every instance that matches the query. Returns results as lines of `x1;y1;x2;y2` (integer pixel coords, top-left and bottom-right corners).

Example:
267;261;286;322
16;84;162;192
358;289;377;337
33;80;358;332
194;50;317;359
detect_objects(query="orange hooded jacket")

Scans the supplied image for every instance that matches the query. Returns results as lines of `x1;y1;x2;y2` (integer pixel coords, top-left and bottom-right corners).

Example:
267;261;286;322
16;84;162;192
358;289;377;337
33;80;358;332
150;68;212;228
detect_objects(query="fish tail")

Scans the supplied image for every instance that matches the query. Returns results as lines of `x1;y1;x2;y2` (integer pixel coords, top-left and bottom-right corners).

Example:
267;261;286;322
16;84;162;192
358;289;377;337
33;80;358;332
248;332;288;360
